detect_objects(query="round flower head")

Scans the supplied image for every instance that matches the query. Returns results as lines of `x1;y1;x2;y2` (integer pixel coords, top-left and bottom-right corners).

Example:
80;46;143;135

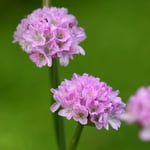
13;7;86;67
121;86;150;141
50;73;125;130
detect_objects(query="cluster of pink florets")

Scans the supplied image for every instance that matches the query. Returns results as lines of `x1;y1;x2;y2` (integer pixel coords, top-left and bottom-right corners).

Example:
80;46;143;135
50;73;125;130
13;6;126;132
121;86;150;141
13;7;86;67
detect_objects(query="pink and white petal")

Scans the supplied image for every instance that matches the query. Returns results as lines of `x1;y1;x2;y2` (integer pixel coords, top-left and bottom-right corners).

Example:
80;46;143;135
104;124;109;130
29;52;47;67
58;108;73;120
95;123;103;130
46;56;52;67
78;46;85;55
50;102;60;112
79;118;88;125
59;55;69;66
109;118;120;130
73;115;88;125
139;127;150;141
50;88;56;94
119;112;136;123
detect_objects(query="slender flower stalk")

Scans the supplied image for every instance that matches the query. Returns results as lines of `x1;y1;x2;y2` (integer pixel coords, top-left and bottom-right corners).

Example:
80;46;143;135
42;0;50;6
43;0;66;150
68;123;84;150
50;59;66;150
41;1;66;150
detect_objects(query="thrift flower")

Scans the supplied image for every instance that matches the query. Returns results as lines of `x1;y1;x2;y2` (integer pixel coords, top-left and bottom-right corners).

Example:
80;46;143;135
13;7;86;67
121;86;150;141
50;73;125;130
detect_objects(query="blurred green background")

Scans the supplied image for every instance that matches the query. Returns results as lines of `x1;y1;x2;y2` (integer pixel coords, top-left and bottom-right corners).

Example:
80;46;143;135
1;0;150;149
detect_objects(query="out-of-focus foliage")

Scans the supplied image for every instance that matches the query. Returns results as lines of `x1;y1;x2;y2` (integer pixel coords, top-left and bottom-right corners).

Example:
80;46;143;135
1;0;150;150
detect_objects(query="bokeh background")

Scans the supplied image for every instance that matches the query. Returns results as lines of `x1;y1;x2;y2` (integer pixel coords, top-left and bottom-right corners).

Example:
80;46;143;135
1;0;150;149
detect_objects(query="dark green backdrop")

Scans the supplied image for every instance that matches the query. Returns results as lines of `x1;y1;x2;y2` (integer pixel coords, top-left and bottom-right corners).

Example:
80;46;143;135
1;0;150;149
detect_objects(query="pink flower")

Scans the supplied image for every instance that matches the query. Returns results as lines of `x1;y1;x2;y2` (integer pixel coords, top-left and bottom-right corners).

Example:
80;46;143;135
120;86;150;141
13;7;86;67
50;73;125;130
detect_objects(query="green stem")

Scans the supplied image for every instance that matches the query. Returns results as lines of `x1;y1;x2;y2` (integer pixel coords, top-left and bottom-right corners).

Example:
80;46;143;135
42;1;66;150
68;123;84;150
50;59;66;150
42;0;50;6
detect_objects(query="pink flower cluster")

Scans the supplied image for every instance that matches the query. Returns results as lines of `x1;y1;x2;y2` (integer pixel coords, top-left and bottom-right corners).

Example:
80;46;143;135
13;7;86;67
121;86;150;141
50;73;125;130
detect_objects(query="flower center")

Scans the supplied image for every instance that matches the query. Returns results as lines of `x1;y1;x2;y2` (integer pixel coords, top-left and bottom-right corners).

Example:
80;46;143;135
57;32;64;39
38;53;45;61
77;112;84;118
